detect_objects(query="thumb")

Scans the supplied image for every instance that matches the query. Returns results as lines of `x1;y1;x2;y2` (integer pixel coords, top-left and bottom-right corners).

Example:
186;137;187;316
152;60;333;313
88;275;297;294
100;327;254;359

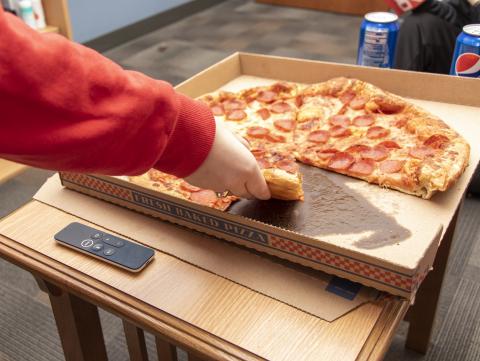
245;164;271;200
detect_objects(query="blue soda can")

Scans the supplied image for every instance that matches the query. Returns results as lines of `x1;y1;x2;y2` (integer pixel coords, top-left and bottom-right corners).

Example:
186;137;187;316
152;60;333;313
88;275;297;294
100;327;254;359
449;24;480;77
357;12;399;68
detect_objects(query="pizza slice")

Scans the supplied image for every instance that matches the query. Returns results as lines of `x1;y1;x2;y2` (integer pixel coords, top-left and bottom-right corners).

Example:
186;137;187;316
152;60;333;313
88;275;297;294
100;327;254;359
252;148;304;201
294;77;470;199
129;170;237;211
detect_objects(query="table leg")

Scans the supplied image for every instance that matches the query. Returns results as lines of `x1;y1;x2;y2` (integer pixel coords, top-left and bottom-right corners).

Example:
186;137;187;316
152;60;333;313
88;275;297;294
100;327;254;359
155;336;178;361
405;208;460;354
188;353;208;361
123;320;149;361
35;277;108;361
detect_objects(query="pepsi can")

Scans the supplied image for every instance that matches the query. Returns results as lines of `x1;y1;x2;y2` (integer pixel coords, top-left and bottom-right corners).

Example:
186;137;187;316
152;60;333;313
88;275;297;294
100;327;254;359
357;12;399;68
450;24;480;78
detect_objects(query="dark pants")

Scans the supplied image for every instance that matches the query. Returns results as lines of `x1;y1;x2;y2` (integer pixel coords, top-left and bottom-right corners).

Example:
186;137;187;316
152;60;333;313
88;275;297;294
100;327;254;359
394;12;462;74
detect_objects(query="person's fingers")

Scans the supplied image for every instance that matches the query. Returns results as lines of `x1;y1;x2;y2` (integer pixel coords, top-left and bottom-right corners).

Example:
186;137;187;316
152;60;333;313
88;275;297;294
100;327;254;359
229;182;254;200
245;165;271;200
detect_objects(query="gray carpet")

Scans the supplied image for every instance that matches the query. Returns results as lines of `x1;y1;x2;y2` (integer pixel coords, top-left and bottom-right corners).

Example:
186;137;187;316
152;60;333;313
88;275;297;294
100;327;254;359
1;1;479;360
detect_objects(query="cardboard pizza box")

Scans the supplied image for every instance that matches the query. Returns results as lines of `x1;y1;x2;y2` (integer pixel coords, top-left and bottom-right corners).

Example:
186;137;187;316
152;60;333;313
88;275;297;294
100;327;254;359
54;53;480;299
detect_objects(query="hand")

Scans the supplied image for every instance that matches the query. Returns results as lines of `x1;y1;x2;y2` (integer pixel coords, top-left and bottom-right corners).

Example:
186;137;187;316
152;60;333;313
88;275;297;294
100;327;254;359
185;119;271;200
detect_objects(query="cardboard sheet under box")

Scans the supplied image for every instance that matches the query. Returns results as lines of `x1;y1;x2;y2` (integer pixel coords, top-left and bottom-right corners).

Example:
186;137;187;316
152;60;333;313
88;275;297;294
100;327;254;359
59;53;480;299
34;176;381;322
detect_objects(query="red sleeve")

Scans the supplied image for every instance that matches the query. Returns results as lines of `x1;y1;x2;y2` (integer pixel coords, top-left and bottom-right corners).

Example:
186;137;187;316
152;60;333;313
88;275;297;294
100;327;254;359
0;8;215;177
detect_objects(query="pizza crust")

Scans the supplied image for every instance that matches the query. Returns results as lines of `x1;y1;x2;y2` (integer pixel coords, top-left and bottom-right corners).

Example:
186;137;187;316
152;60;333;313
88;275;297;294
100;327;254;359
262;168;304;201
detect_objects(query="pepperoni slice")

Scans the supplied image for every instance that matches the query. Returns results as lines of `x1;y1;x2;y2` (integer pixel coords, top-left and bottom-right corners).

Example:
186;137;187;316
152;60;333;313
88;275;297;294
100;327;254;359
392;115;408;128
257;108;271;120
372;95;405;114
380;160;405;173
257;158;272;169
346;144;371;153
409;146;436;159
257;90;277;103
424;134;450;149
340;91;356;104
353;114;375;127
277;159;299;174
328;152;355;170
190;190;218;206
211;105;224;116
295;95;304;107
180;181;201;192
349;96;369;110
271;82;292;94
247;126;269;138
360;145;389;161
269;152;285;163
329;114;351;127
223;99;246;111
349;159;375;175
307;130;330;144
271;101;292;114
367;126;390;139
251;149;266;158
330;125;352;138
317;148;339;160
266;133;286;143
274;118;295;132
378;140;401;149
299;120;315;130
226;109;247;121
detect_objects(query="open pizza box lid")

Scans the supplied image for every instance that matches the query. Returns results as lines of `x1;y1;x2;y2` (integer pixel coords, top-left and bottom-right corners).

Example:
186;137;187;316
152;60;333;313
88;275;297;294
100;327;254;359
35;53;480;309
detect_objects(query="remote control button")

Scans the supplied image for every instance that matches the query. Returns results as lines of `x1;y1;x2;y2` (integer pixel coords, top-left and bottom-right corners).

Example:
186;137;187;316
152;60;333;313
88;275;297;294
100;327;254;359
103;248;116;256
80;239;94;248
103;237;125;248
91;233;103;240
92;243;104;251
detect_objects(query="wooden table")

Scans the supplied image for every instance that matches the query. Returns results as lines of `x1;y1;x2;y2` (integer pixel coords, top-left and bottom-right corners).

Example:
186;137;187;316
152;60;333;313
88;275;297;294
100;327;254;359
0;200;418;361
0;159;26;184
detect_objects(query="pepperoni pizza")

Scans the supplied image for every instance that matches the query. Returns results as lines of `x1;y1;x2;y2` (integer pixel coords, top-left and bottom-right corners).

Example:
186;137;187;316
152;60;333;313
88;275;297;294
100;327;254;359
201;77;470;199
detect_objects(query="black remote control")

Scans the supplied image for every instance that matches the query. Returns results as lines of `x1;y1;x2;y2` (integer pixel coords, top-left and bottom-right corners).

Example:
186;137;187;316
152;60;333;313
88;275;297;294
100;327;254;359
54;222;155;272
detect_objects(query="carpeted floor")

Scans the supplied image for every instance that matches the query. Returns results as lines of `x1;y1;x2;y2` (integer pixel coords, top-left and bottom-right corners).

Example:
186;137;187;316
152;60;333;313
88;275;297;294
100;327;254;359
1;1;480;360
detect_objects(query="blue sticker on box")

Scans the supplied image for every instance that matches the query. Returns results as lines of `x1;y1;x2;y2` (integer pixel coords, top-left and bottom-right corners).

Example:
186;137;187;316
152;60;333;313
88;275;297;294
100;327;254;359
326;276;362;300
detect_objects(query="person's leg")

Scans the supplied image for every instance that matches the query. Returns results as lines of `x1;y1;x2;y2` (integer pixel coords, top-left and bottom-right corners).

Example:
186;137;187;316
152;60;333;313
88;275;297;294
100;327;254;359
394;12;461;74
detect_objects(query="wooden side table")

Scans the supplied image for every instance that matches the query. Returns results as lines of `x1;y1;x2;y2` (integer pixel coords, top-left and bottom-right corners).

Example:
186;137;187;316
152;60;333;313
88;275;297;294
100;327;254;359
0;201;410;361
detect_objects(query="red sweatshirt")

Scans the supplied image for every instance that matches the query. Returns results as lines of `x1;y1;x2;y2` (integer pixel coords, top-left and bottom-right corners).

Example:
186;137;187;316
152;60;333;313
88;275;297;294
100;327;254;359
0;7;215;177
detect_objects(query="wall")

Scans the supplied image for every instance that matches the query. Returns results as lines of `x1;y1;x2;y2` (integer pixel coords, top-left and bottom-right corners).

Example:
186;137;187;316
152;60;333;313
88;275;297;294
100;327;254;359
68;0;192;43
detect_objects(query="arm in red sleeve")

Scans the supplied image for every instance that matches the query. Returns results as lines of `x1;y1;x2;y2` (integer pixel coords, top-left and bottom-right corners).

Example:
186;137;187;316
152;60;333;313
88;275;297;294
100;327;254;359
0;8;215;177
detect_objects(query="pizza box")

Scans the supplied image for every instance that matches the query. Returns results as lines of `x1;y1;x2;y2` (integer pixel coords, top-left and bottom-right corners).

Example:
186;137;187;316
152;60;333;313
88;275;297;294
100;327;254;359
58;53;480;299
